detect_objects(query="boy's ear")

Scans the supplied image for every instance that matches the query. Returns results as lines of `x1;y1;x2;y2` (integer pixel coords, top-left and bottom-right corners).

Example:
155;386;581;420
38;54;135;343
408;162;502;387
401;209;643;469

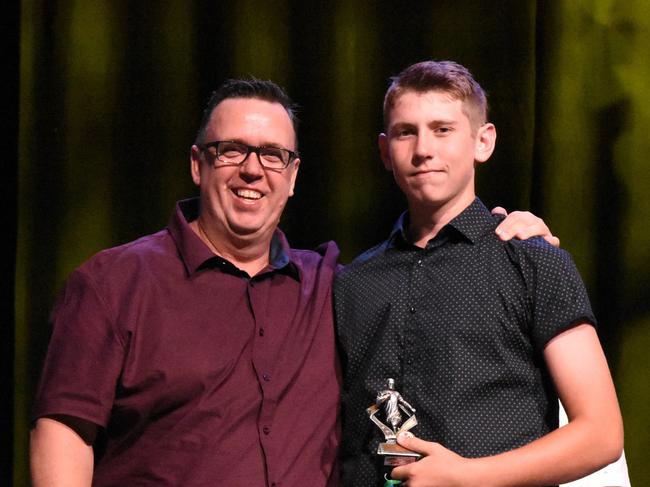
475;123;496;164
379;133;392;171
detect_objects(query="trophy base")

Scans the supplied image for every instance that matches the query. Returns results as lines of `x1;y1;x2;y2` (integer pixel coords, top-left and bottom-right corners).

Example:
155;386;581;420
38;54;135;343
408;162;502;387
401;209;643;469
377;442;422;466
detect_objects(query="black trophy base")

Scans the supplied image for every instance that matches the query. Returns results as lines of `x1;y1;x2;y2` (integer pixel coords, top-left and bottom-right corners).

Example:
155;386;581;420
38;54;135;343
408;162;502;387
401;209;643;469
377;442;422;466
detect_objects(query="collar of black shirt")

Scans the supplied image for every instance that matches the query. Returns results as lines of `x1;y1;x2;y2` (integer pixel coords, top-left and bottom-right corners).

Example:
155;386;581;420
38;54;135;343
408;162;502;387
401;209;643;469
387;198;500;250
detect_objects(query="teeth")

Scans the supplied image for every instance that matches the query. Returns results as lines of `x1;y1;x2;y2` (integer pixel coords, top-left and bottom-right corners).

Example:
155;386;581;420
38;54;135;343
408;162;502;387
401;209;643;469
236;189;262;200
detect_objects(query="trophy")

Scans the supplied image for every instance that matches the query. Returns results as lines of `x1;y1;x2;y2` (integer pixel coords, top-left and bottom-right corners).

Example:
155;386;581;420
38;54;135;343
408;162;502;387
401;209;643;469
367;378;422;466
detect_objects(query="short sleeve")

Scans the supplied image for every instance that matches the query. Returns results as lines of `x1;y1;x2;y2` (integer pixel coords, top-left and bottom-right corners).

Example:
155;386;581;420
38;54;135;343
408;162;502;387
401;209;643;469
515;239;596;352
32;267;126;428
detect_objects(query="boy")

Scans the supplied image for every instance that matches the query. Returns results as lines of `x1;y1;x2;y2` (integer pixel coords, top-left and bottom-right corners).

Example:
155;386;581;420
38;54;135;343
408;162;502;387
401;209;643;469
335;61;623;486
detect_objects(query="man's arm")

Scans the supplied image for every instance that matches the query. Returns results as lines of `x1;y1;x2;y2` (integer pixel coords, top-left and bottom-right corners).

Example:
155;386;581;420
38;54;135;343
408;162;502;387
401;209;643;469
31;416;96;487
392;324;623;487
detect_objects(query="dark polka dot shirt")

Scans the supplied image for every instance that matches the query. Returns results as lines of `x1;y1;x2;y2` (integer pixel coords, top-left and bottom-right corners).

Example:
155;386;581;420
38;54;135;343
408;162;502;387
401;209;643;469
334;198;596;486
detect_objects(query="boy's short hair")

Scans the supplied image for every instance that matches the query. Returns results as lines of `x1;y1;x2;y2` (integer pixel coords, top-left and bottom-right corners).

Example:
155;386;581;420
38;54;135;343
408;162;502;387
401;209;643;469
383;60;488;132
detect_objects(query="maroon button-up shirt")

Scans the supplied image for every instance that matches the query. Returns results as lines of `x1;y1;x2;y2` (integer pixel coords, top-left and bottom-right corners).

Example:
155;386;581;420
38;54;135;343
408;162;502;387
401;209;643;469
33;198;341;487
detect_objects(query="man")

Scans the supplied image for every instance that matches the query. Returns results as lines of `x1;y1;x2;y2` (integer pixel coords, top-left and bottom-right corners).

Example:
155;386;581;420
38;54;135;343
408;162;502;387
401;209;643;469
30;80;340;487
334;61;623;486
30;78;556;486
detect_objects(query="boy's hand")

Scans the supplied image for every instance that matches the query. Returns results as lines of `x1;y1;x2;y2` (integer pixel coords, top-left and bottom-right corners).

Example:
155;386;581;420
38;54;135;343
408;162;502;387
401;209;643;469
390;433;477;487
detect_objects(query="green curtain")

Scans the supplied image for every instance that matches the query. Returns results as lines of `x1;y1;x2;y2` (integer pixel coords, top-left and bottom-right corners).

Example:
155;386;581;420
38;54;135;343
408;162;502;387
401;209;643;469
535;3;650;484
15;0;650;484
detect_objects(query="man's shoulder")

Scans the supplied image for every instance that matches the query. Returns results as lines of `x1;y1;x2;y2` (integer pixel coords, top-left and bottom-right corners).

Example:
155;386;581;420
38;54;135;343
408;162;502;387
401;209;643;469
288;240;341;271
76;228;173;279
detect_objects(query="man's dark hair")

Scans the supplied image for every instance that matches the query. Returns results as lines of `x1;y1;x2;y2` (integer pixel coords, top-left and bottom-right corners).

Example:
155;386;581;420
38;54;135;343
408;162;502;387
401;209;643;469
195;78;299;145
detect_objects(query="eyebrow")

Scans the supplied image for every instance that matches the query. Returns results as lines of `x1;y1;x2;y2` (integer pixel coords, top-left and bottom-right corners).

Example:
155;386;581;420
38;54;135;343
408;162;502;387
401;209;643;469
428;119;457;128
224;138;293;150
388;122;415;132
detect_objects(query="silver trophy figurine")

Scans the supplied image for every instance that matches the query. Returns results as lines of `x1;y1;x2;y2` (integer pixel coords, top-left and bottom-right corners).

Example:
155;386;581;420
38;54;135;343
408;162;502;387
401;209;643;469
367;378;422;466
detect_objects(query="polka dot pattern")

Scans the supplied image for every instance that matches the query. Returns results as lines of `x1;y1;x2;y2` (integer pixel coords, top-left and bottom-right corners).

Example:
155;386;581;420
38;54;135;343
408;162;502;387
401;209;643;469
334;198;595;486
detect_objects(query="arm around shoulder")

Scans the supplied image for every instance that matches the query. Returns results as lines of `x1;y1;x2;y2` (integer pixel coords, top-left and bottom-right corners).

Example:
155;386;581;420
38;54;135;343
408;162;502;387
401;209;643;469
493;208;561;248
31;416;96;487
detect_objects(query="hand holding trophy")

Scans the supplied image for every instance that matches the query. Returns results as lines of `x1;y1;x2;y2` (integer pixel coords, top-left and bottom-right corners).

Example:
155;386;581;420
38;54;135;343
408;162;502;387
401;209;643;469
367;378;422;467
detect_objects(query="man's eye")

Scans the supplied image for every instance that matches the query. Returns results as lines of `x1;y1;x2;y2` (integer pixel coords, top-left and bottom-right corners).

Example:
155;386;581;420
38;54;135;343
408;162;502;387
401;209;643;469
220;143;247;157
435;127;452;134
260;148;284;162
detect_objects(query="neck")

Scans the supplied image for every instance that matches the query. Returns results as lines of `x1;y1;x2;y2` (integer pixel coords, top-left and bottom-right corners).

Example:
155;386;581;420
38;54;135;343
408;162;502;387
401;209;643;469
407;194;475;248
192;217;271;276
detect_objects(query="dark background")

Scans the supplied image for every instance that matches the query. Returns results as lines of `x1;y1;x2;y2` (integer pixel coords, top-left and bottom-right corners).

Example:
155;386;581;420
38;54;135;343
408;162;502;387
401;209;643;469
6;1;650;485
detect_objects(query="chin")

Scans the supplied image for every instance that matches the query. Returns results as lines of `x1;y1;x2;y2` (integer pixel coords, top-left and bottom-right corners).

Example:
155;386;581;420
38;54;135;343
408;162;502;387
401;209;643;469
230;217;273;236
230;225;264;237
413;192;447;205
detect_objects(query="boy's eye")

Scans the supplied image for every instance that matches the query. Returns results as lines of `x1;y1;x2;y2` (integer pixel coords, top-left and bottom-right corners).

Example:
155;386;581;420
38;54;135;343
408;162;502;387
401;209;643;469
395;128;415;137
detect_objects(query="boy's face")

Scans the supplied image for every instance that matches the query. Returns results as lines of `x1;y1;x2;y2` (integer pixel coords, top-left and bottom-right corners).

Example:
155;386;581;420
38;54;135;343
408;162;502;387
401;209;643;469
379;90;495;217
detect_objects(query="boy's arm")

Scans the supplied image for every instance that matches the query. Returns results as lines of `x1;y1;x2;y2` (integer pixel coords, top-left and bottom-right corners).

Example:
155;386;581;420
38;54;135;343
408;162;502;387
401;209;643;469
31;417;95;487
391;323;623;487
559;402;630;487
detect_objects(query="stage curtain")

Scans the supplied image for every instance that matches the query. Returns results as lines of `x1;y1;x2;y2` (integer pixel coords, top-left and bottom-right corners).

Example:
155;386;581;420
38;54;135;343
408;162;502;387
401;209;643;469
14;0;649;484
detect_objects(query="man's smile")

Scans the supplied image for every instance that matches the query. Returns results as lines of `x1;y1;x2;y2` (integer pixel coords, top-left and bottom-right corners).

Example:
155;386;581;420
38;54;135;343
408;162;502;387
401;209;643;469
233;188;264;200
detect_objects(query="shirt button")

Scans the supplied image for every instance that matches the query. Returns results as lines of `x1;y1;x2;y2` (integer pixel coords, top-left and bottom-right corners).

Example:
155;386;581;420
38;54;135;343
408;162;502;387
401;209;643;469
263;373;271;381
417;259;423;267
259;328;265;337
409;306;416;314
263;426;270;435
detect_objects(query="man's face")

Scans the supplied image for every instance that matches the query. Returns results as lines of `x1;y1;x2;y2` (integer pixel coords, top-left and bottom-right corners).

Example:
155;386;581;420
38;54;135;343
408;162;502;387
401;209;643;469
190;97;299;243
379;90;495;217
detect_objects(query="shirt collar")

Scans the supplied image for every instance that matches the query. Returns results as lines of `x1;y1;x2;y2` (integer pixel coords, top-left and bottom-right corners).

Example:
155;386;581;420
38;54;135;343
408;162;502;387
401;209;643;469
387;198;497;248
167;197;299;279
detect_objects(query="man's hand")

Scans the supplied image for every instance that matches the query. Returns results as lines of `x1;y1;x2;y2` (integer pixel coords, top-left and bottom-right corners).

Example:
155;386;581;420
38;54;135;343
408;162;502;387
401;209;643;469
390;433;478;487
492;207;560;248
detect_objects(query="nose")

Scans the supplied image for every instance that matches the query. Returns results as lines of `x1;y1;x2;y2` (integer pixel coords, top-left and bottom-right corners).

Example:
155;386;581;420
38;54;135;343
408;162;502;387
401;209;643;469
239;150;265;180
413;131;435;165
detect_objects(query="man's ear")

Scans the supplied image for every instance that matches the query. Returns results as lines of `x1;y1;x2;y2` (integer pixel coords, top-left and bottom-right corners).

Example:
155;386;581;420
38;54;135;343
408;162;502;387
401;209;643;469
190;145;202;186
288;158;300;197
378;133;392;171
474;123;496;164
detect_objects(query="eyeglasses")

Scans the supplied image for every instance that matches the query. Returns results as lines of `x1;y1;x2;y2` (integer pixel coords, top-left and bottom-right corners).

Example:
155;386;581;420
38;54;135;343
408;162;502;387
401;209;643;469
197;140;299;170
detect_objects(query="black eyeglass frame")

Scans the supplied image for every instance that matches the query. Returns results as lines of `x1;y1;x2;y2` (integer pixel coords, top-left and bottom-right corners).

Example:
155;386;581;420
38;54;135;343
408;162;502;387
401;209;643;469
197;140;299;170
